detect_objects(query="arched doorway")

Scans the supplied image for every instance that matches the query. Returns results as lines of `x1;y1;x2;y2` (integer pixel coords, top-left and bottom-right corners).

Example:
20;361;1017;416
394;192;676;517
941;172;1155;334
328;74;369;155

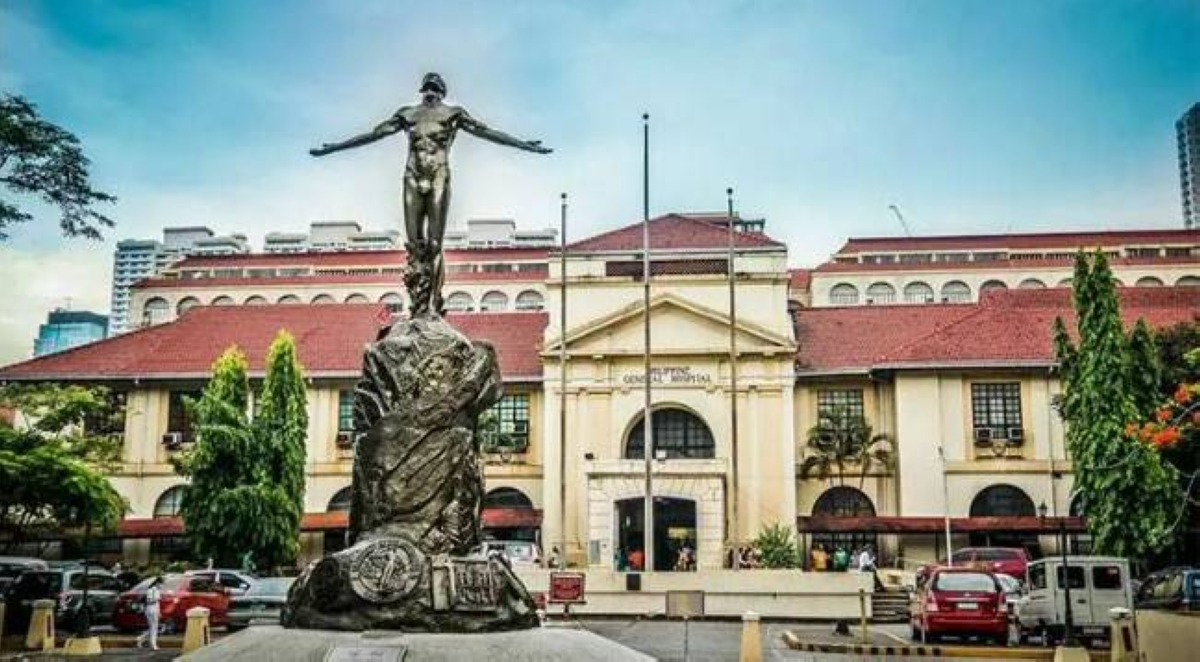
811;486;876;557
151;486;189;561
482;487;539;543
615;497;697;572
968;484;1037;550
624;407;715;460
324;487;353;554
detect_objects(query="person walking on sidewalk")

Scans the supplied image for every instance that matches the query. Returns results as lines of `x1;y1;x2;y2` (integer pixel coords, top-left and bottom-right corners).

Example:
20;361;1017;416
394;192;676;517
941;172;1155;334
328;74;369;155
136;576;164;650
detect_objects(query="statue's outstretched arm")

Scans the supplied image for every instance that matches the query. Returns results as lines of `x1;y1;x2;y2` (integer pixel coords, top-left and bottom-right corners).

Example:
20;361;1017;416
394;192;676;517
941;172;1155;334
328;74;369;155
310;110;408;157
458;109;551;154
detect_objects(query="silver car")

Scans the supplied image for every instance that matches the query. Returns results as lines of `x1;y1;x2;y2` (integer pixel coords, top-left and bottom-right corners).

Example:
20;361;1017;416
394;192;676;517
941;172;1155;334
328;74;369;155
226;577;295;631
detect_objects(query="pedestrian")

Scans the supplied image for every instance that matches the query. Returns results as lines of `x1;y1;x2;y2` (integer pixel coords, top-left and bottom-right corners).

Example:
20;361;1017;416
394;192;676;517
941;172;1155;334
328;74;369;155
628;547;645;571
832;545;850;572
547;546;561;569
811;544;828;572
136;576;164;650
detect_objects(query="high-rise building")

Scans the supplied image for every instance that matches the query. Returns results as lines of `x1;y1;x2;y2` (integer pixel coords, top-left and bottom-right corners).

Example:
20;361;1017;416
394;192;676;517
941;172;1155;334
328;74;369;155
33;308;108;356
1179;102;1200;229
109;227;249;334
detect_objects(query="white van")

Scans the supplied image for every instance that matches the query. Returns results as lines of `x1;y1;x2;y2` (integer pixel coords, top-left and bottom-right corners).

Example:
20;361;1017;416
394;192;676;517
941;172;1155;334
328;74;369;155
1015;556;1131;645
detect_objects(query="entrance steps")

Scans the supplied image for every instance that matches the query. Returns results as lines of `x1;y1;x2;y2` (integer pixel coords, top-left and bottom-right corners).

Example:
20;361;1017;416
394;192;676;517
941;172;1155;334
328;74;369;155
870;589;911;623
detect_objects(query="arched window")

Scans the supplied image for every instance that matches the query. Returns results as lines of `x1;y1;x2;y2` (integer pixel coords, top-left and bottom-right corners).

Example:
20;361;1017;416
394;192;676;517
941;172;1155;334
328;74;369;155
379;292;404;314
211;296;235;306
327;487;353;512
444;292;474;312
1057;278;1073;288
969;484;1035;517
903;282;934;304
515;290;545;311
344;293;369;303
1018;278;1046;289
625;408;715;460
277;294;301;304
176;297;200;316
829;283;859;306
865;282;895;304
311;294;336;304
154;486;186;518
480;291;509;312
811;487;876;554
980;280;1008;294
940;281;972;303
1176;276;1200;287
143;297;170;325
1135;276;1164;287
483;487;534;509
244;295;268;306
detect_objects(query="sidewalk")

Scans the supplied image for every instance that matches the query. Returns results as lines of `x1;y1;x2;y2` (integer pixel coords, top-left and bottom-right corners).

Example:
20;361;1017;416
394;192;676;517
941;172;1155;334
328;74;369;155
780;625;1110;660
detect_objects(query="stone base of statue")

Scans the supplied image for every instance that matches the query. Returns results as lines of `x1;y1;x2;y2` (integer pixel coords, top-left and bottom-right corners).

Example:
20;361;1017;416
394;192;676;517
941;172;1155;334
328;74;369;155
283;306;539;632
181;625;653;661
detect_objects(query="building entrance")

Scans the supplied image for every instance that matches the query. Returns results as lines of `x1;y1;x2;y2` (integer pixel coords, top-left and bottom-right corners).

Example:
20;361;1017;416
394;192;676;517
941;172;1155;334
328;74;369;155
615;497;697;572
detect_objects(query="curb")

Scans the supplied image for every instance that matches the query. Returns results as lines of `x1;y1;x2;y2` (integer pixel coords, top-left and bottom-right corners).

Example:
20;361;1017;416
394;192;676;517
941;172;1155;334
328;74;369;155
780;630;1068;659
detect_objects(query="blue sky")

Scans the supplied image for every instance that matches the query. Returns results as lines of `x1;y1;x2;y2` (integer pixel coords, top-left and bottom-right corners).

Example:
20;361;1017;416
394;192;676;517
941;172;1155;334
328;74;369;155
0;0;1197;361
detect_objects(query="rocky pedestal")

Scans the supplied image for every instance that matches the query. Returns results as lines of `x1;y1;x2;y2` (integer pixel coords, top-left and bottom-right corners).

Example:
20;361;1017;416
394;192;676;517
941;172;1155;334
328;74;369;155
282;310;538;632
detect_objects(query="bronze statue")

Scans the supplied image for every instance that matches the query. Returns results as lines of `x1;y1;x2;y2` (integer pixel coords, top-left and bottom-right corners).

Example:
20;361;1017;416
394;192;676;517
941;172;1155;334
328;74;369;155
285;73;547;633
309;73;551;315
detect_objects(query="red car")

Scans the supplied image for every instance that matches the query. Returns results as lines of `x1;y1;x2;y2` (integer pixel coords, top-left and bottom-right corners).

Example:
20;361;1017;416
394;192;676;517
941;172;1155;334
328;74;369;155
951;547;1030;579
113;574;231;633
911;567;1007;644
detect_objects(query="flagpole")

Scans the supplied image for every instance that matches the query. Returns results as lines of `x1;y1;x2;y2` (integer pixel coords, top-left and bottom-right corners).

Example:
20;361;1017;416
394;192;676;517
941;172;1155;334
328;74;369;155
641;113;655;573
559;192;569;568
726;187;740;555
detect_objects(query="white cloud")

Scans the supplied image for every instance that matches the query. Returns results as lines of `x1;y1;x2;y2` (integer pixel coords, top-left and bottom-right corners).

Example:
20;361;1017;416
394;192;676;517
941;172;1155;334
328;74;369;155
0;246;112;366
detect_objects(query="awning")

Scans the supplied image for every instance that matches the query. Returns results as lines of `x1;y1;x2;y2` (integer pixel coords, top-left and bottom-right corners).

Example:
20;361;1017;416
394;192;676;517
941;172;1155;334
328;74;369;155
112;507;543;539
796;515;1087;534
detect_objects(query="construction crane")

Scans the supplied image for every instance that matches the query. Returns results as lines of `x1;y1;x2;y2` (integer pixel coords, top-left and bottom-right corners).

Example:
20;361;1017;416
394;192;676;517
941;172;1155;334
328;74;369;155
888;204;912;237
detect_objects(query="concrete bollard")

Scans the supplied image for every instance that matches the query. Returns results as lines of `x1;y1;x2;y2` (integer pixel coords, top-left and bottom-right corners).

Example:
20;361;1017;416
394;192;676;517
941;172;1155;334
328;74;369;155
1109;607;1137;662
739;611;761;662
25;598;55;651
182;606;211;654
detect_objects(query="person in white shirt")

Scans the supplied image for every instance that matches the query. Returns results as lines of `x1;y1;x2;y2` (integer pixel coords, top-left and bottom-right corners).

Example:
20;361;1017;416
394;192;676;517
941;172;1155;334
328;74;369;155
136;577;164;650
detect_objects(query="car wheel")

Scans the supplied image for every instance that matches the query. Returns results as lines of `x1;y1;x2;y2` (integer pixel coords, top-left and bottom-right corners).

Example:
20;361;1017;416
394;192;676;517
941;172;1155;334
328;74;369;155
910;624;921;641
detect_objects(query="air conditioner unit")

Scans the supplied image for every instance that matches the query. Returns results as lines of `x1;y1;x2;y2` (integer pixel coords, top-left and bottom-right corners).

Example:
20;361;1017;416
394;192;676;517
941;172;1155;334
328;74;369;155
973;427;992;444
336;431;355;448
162;432;184;449
1007;427;1025;443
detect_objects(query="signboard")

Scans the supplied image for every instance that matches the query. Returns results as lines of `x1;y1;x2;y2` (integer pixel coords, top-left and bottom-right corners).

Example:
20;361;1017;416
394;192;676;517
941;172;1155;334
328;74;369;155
548;571;586;604
621;367;713;386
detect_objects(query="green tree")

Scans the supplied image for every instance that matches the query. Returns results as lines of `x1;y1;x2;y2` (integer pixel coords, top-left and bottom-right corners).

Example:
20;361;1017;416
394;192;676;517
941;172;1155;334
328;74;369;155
1127;320;1163;417
0;385;126;554
800;407;894;490
0;94;115;240
175;335;309;569
1156;322;1200;396
752;523;801;569
1054;252;1179;559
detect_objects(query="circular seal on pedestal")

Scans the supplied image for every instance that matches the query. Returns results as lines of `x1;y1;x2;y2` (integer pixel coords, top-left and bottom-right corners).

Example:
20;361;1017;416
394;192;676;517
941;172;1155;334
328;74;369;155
348;538;425;603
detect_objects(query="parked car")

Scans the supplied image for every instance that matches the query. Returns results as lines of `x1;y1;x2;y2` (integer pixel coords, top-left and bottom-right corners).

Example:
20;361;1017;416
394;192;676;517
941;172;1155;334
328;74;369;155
995;573;1024;615
2;567;124;633
0;556;48;594
1014;556;1131;646
951;547;1031;580
910;567;1008;644
185;569;257;596
227;577;295;631
114;574;231;634
481;540;542;568
1134;566;1200;612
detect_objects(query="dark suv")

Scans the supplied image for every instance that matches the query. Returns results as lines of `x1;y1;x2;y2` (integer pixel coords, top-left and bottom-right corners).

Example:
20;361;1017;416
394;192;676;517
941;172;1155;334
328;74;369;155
3;567;124;633
1136;567;1200;612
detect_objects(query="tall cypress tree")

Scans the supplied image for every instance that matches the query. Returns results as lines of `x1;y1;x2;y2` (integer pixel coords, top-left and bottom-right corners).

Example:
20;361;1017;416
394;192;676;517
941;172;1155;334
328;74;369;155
1056;252;1178;559
254;331;308;561
1127;319;1164;417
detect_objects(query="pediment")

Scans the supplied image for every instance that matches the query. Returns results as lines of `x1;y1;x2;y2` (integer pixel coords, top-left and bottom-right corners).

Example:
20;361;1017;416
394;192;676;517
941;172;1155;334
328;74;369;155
544;293;795;357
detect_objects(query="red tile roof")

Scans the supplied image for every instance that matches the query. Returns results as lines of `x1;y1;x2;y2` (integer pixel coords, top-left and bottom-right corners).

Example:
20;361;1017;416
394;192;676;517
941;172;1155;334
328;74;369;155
814;255;1200;274
0;305;547;382
132;269;547;290
835;228;1199;255
793;287;1200;374
173;247;549;270
789;269;812;290
566;214;785;252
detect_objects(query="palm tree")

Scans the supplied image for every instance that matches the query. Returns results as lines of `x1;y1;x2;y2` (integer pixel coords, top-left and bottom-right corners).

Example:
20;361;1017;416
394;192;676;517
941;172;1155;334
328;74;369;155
799;406;895;490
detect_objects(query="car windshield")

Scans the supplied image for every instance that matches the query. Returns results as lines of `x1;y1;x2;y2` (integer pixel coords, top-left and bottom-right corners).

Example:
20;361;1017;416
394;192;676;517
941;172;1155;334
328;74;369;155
246;578;294;596
935;572;996;592
977;549;1020;561
505;544;535;561
996;574;1021;592
10;572;62;598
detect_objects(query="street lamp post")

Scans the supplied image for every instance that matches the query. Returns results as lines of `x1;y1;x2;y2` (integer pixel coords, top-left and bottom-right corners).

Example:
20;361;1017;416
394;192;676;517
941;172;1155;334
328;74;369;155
1039;501;1076;647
